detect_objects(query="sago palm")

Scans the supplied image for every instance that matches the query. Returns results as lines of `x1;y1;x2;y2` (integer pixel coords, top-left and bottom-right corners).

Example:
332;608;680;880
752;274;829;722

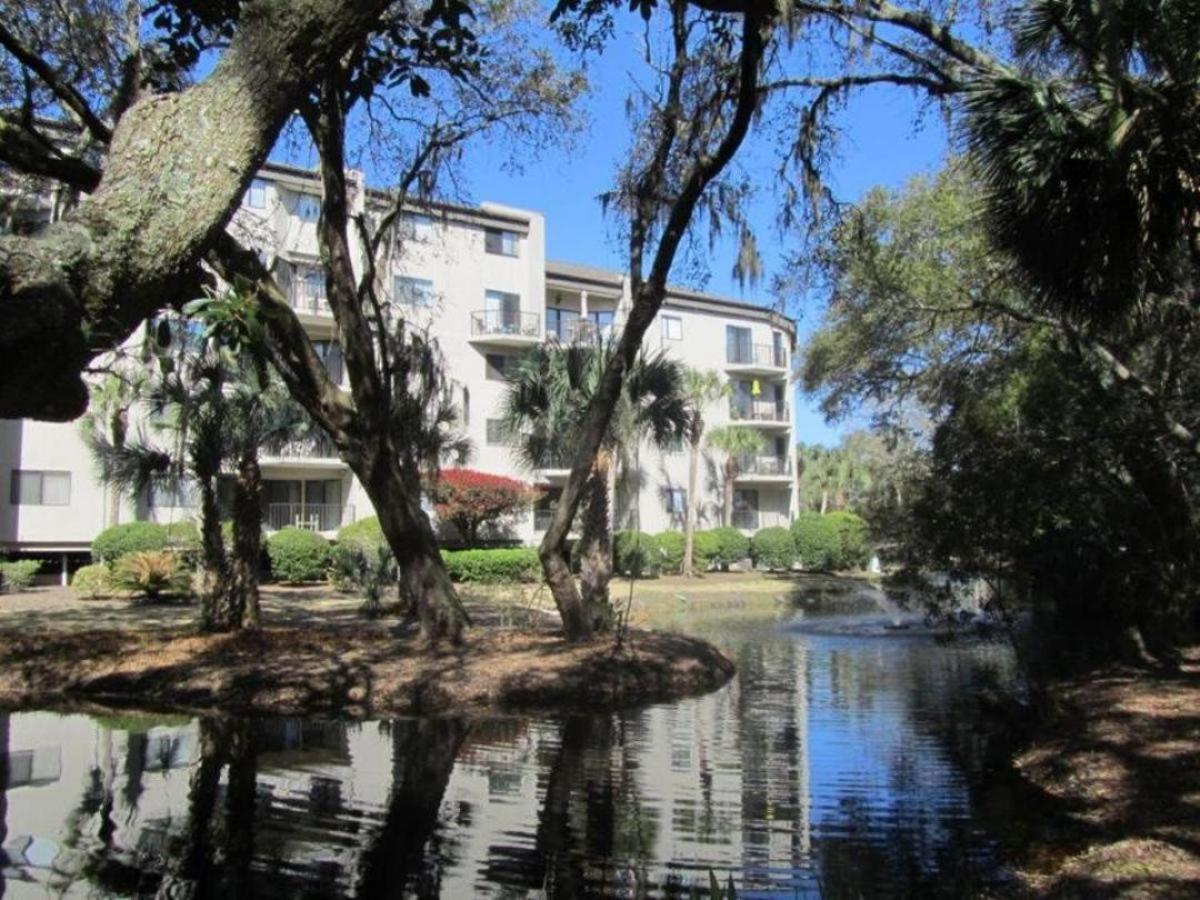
502;340;687;629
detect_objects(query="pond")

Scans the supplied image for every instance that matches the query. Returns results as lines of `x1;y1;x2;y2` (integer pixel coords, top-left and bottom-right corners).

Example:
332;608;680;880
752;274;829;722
0;584;1025;898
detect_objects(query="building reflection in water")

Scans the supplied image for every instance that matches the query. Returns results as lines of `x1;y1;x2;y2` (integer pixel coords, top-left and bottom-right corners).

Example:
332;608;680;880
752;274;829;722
0;620;1015;898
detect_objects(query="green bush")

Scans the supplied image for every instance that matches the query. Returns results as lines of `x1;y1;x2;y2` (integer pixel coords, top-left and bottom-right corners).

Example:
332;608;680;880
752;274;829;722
614;531;661;577
336;516;385;550
267;528;332;582
751;527;796;570
92;522;168;565
826;511;871;569
112;551;191;601
0;559;40;592
791;513;841;570
709;527;751;569
331;518;388;590
162;521;201;563
442;548;540;583
692;530;720;570
71;563;114;599
656;531;685;573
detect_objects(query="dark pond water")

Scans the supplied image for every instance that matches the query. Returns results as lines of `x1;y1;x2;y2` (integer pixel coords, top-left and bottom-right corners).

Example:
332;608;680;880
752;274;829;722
0;587;1025;898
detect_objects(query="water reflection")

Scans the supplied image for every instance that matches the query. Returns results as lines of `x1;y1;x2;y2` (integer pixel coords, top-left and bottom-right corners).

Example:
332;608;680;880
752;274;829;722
0;610;1017;898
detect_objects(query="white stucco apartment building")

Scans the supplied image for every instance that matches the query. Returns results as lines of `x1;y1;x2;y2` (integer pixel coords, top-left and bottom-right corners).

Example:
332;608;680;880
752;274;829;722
0;163;796;572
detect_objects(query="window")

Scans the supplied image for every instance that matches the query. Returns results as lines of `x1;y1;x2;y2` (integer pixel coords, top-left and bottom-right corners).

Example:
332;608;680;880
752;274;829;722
394;276;435;308
485;353;513;381
733;489;759;530
484;228;519;257
245;179;267;210
486;419;509;445
773;330;787;368
313;340;344;384
398;212;432;241
664;488;687;515
10;470;70;506
662;315;683;341
546;307;578;341
726;325;752;364
296;194;321;222
461;387;470;426
147;480;195;509
300;266;326;300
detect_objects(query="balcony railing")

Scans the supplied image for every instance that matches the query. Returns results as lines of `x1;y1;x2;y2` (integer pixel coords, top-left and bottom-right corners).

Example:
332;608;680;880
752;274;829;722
288;284;332;317
730;398;790;423
547;315;622;345
731;508;760;530
471;309;540;338
727;343;787;368
736;456;792;476
263;434;340;460
266;503;352;532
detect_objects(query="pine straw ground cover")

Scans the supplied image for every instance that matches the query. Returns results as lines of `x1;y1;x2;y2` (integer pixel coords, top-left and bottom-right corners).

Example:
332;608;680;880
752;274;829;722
0;606;734;718
1013;647;1200;899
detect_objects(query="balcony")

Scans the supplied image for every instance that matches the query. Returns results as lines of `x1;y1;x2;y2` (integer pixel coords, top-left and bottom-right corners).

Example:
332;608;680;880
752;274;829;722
726;343;788;376
735;456;793;482
546;313;622;345
288;283;332;318
258;434;343;468
729;398;791;428
266;503;353;532
469;309;540;347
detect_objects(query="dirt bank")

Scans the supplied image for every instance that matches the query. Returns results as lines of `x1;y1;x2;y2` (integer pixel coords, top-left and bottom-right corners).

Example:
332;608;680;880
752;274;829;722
0;620;735;718
1012;647;1200;898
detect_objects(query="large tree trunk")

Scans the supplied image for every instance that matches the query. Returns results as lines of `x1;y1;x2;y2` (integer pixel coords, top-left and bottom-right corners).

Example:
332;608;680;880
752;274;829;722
578;461;614;635
683;436;701;576
352;449;469;643
172;718;229;895
0;0;394;421
224;721;258;899
229;451;264;630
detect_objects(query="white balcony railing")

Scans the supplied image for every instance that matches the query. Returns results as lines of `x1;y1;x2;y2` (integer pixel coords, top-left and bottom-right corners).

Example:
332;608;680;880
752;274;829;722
262;434;340;460
736;456;792;476
730;398;790;423
727;343;787;368
266;503;352;532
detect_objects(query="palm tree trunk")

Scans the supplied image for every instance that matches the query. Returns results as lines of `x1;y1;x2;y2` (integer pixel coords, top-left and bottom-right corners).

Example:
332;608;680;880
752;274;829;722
578;459;614;634
820;489;829;516
196;472;230;632
106;409;126;526
723;458;736;527
230;451;264;630
684;436;701;576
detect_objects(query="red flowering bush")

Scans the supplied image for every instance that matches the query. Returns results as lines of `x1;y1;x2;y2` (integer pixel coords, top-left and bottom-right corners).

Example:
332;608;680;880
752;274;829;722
430;468;538;548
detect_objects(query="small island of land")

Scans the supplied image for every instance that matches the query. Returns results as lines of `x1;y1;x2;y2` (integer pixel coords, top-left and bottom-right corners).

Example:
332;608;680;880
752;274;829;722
0;582;736;718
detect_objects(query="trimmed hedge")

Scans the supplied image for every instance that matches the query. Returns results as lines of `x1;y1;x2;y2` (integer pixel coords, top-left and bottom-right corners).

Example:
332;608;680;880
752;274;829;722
0;559;40;592
267;528;332;582
791;511;871;570
656;531;685;573
827;511;871;569
614;531;661;577
709;527;751;569
442;548;540;583
751;527;796;571
655;530;720;574
71;563;114;600
92;522;168;565
336;516;385;550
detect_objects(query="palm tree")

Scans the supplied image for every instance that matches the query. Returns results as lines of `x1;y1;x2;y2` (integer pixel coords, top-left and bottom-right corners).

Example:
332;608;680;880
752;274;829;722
706;426;766;526
80;369;147;527
503;341;686;631
85;330;309;630
679;368;728;576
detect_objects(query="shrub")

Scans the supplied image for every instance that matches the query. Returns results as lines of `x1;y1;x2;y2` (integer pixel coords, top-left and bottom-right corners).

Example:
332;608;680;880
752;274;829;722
614;531;661;577
442;548;540;583
431;469;536;547
162;521;202;564
751;527;796;571
92;522;168;565
791;513;841;570
71;563;114;600
331;518;388;591
112;551;190;601
826;511;871;569
656;531;686;573
692;530;720;570
0;559;40;592
336;516;385;550
267;528;332;582
709;527;751;569
330;542;398;613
